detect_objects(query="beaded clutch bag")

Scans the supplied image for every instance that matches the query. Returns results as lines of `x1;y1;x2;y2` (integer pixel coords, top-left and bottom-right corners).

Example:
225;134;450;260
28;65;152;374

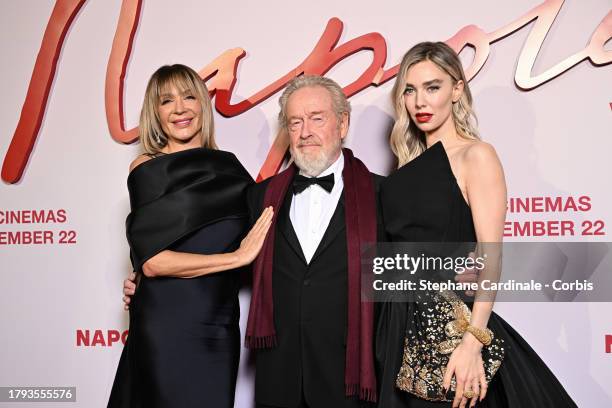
395;289;505;401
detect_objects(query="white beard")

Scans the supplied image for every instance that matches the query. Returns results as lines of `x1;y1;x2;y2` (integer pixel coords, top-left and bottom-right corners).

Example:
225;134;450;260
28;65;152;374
290;137;341;177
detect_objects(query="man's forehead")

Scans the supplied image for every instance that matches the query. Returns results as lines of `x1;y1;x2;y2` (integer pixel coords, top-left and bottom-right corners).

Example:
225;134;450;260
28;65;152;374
286;86;333;114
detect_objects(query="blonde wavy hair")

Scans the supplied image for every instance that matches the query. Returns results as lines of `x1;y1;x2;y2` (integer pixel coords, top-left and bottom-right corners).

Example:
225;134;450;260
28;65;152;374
139;64;217;154
390;42;479;167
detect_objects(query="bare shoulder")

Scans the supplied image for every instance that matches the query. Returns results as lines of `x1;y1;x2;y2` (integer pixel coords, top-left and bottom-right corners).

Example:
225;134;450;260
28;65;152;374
129;154;152;172
463;141;501;168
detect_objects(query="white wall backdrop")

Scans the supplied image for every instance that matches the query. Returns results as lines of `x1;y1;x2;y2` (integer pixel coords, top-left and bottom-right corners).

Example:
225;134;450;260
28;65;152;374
1;0;611;406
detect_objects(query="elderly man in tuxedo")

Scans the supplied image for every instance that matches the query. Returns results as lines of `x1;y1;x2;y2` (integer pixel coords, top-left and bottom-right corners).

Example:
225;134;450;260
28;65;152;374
245;75;383;408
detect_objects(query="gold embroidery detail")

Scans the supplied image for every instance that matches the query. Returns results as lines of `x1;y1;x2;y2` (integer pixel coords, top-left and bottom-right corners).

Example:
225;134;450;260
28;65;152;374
395;290;505;401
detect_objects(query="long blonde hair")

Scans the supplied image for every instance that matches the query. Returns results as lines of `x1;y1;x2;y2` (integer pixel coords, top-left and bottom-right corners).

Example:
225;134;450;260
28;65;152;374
139;64;217;154
390;42;479;167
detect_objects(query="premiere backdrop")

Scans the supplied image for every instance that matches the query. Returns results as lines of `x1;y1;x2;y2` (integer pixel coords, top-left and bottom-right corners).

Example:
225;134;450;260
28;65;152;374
1;0;611;406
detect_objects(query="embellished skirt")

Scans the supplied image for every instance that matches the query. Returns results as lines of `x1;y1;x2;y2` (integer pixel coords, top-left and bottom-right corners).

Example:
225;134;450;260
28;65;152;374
375;298;578;407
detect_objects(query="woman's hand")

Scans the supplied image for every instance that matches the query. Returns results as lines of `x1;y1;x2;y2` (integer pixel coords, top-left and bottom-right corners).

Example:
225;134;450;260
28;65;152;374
123;271;137;310
234;206;274;267
443;333;488;407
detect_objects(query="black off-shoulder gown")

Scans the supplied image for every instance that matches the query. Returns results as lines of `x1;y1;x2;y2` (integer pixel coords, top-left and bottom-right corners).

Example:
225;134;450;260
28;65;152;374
376;142;577;407
108;148;252;408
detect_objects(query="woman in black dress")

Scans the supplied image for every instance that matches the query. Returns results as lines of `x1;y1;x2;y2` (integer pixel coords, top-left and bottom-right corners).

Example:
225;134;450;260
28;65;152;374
376;43;577;408
108;64;273;408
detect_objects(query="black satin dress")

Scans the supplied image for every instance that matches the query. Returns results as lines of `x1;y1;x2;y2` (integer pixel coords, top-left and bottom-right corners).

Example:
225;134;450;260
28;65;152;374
376;142;577;407
108;148;253;408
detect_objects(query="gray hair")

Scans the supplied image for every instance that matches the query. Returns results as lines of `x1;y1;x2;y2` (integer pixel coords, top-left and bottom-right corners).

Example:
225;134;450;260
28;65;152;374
278;75;351;129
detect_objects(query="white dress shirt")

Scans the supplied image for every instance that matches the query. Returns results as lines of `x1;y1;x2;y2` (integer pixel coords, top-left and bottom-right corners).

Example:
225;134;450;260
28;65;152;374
289;152;344;264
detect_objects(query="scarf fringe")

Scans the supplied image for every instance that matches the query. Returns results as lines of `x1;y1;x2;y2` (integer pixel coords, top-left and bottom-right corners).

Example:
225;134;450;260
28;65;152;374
245;334;277;349
345;384;377;402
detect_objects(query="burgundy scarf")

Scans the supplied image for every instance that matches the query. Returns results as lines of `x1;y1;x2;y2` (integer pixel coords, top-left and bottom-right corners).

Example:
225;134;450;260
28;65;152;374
245;148;377;402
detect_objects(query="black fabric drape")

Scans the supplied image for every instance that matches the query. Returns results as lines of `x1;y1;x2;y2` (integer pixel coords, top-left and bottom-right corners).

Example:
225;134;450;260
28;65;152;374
125;148;253;272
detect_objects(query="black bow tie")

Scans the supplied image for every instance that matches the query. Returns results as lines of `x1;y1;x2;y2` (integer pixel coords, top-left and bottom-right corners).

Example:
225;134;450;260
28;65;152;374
292;173;335;194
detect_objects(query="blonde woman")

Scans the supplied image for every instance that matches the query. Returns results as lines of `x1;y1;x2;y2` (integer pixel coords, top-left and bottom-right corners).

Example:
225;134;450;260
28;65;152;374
376;43;576;408
108;64;272;408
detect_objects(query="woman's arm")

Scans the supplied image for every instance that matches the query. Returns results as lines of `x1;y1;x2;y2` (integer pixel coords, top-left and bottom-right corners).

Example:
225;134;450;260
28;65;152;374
444;141;507;408
463;141;506;339
142;251;240;278
142;206;274;278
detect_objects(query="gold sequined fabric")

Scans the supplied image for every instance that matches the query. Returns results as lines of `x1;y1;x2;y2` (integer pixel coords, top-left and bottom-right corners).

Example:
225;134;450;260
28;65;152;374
395;290;505;401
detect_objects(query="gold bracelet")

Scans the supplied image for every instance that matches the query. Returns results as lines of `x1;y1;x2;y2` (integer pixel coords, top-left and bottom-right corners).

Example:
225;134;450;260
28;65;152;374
466;325;493;346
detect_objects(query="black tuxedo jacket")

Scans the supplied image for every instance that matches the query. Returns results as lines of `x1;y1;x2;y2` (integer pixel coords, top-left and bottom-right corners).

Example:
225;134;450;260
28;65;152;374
246;172;385;408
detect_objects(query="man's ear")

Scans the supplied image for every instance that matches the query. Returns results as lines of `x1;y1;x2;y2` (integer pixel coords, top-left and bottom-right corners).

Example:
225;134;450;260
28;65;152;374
339;112;349;140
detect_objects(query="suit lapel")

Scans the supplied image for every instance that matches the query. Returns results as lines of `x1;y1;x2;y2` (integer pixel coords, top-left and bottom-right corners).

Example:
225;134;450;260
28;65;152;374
277;189;307;264
310;193;345;264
